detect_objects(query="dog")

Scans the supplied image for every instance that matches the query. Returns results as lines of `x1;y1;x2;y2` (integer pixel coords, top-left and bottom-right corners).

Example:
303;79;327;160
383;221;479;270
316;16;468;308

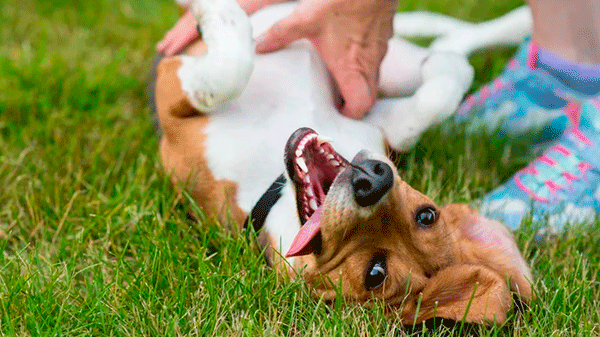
151;0;533;325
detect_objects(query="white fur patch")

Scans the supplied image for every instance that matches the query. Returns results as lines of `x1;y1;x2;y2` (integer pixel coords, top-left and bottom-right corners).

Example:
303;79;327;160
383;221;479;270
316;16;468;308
262;183;301;265
429;6;531;55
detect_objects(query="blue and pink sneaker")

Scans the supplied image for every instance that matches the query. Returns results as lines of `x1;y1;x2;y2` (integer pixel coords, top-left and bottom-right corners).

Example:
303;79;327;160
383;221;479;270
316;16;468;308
455;38;592;148
479;100;600;231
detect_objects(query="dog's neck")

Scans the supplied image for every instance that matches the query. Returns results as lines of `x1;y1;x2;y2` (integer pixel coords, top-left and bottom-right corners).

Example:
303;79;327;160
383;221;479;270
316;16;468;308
243;174;286;233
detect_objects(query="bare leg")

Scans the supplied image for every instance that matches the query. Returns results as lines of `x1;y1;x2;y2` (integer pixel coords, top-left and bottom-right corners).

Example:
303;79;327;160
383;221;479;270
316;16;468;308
529;0;600;64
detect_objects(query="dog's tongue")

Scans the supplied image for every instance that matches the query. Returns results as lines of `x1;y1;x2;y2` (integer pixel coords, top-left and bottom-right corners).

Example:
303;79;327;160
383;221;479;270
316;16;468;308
285;207;322;257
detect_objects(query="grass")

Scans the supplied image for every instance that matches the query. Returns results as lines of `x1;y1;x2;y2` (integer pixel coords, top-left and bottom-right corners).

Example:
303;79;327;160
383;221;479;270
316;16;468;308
1;0;599;335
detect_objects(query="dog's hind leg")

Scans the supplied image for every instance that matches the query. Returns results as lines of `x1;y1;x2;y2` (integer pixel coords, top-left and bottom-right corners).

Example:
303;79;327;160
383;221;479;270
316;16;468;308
370;7;532;152
391;6;532;55
378;38;429;97
178;0;254;112
392;11;475;38
428;6;532;55
366;52;474;152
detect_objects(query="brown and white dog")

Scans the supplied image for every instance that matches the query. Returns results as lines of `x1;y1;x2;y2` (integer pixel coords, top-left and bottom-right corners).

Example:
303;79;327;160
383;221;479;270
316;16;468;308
151;0;533;325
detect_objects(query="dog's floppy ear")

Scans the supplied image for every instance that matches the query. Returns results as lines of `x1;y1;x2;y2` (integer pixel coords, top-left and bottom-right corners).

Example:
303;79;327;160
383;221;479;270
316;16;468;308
403;204;532;325
403;264;513;325
443;204;532;302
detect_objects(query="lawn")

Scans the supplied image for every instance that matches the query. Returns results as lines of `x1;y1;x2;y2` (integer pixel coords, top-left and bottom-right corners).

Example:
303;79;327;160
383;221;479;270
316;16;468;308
1;0;599;335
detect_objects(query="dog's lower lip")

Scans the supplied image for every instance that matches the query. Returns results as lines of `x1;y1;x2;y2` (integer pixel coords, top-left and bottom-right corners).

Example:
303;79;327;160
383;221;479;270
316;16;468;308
284;130;348;225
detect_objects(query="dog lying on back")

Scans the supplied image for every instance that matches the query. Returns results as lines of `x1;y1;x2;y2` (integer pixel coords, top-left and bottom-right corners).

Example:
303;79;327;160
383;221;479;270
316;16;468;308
151;0;533;325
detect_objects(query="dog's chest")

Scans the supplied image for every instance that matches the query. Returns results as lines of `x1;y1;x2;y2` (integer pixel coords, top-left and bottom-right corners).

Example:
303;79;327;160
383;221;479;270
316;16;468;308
202;43;385;213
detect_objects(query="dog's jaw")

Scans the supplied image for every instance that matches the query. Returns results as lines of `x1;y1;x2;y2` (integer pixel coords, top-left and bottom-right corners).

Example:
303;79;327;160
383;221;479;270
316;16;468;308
284;128;349;225
283;128;350;257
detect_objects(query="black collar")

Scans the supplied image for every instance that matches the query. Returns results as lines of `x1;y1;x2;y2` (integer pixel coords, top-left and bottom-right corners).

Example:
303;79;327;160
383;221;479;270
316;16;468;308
243;174;287;232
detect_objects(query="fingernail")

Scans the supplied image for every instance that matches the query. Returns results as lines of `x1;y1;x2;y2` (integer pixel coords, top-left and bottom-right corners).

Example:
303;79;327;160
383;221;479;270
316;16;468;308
343;78;372;119
255;34;267;52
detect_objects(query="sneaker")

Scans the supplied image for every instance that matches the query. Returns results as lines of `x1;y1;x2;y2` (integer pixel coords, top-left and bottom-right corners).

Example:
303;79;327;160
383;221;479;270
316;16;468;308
456;37;537;120
455;38;593;148
479;99;600;231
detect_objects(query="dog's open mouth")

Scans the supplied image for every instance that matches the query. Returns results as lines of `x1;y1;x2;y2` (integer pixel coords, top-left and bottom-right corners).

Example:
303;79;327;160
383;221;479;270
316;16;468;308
284;128;349;257
285;128;349;224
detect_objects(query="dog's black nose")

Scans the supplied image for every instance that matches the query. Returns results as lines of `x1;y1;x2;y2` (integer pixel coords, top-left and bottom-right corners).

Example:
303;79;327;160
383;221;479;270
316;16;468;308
351;159;393;207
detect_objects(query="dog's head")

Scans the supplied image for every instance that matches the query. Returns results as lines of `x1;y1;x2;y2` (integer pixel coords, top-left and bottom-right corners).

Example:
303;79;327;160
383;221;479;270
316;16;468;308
283;128;532;325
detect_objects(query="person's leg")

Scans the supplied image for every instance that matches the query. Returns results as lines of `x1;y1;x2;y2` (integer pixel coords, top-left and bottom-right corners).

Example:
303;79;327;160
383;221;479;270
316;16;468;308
531;0;600;96
464;0;600;231
529;0;600;64
457;0;600;141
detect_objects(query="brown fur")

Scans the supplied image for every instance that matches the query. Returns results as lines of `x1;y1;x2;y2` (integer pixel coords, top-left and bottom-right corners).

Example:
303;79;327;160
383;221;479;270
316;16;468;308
156;51;246;227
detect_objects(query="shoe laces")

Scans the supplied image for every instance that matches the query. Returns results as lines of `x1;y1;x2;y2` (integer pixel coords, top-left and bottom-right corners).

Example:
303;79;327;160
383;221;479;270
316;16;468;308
515;128;595;203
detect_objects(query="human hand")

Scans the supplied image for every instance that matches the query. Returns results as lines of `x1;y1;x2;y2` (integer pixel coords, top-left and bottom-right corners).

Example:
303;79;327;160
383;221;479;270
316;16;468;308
157;0;290;56
255;0;398;119
239;0;290;15
156;10;200;56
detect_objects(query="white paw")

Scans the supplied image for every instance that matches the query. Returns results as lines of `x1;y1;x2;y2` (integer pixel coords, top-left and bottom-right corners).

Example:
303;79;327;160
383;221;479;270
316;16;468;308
179;0;254;112
412;52;473;125
421;52;474;91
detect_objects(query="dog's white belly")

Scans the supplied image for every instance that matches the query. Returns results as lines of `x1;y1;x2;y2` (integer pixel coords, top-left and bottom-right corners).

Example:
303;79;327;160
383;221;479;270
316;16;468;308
203;41;385;214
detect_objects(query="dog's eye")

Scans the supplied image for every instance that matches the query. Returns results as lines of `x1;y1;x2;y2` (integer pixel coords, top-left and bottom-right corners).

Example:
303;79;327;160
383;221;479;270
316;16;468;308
415;205;437;227
365;254;387;291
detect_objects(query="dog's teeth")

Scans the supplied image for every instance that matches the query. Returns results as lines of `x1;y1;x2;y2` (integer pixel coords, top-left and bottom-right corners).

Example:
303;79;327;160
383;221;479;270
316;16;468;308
309;199;318;211
295;149;302;157
299;134;315;148
306;186;314;197
326;154;334;160
296;157;308;173
319;148;326;154
304;175;311;184
316;135;332;146
331;160;340;167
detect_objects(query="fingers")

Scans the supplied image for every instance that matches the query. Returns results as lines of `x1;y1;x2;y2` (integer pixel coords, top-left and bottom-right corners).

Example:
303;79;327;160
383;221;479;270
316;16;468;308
165;27;200;56
240;0;289;15
255;11;316;53
328;34;386;119
156;28;177;53
335;71;377;119
156;11;200;56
